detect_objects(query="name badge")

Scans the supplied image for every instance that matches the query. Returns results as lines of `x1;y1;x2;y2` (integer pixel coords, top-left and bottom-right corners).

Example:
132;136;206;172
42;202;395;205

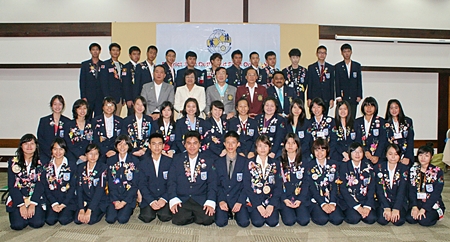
116;129;121;136
317;131;325;138
63;172;70;181
237;173;243;182
93;178;99;187
163;171;168;180
325;73;330;79
323;129;329;136
127;172;133;181
298;131;304;139
328;174;335;182
201;171;207;180
394;132;402;139
199;127;203;134
350;132;356;140
426;184;434;192
170;134;175;141
268;175;274;184
296;171;303;179
59;130;64;138
403;130;408;138
248;129;255;136
373;129;379;137
417;192;427;200
363;178;369;186
353;72;357;78
108;68;114;73
122;71;127;76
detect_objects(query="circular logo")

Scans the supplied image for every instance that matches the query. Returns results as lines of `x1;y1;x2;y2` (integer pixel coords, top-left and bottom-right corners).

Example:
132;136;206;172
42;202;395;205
206;29;232;55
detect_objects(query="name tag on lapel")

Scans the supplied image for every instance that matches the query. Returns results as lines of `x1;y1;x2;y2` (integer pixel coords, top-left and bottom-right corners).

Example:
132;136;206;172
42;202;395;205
163;171;168;180
237;173;243;182
201;171;207;180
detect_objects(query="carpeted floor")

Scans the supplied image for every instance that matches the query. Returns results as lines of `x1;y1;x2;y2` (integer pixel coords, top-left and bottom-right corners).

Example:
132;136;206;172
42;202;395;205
0;172;449;242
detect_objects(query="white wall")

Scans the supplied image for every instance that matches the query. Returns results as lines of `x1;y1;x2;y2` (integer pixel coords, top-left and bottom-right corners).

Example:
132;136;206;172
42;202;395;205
190;0;243;23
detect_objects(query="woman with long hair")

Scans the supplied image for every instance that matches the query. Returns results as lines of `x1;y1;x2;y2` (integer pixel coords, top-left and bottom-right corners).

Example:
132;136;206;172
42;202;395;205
330;100;356;163
287;98;313;161
150;101;176;158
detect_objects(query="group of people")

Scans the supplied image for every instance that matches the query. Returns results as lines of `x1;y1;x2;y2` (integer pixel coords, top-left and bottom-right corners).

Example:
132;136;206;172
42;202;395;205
5;43;445;230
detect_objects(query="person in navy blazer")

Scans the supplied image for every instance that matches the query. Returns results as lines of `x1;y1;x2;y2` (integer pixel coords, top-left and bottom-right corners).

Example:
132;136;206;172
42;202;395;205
338;142;377;224
93;97;122;163
204;53;222;89
174;98;205;153
407;145;445;226
334;44;362;120
122;46;141;116
279;133;310;226
354;97;387;164
306;138;344;225
6;134;45;230
150;101;177;158
262;51;279;88
244;135;282;227
122;96;153;159
244;51;266;86
75;144;108;225
162;49;176;85
175;51;205;89
100;43;124;116
255;97;287;158
374;144;409;226
134;45;157;99
282;48;308;102
43;138;77;226
307;45;336;115
226;50;245;87
266;71;296;117
202;101;227;159
287;99;313;161
79;43;104;118
330;101;357;163
37;94;71;164
227;98;258;159
64;99;94;164
215;131;250;227
384;99;415;166
105;135;140;224
307;97;335;142
138;133;173;223
168;131;217;226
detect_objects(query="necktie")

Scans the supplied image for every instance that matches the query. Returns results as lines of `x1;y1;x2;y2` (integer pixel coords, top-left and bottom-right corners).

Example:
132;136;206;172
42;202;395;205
355;167;359;174
320;64;325;82
241;121;247;133
278;88;284;109
228;160;233;179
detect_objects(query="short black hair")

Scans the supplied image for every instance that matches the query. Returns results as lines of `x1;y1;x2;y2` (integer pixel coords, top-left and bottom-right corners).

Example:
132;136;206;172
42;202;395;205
85;143;100;155
114;134;133;153
165;49;176;56
361;96;378;117
273;71;285;79
309;97;327;116
235;97;249;111
417;143;434;157
154;64;165;72
262;96;278;114
385;143;402;157
50;137;68;155
89;43;101;51
348;142;364;160
340;43;352;51
264;51;276;60
182;98;200;117
185;51;197;60
255;135;272;149
249;51;259;59
231;50;243;59
147;45;158;53
311;138;330;157
210;53;223;62
224;130;240;142
316;45;327;53
109;43;121;51
50;94;65;110
184;130;201;142
129;46;141;55
288;48;301;57
72;99;89;120
214;66;226;75
149;133;164;143
102;96;117;113
210;100;224;112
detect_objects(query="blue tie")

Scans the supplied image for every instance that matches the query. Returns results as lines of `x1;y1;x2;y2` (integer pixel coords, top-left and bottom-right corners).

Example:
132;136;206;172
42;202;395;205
278;88;284;109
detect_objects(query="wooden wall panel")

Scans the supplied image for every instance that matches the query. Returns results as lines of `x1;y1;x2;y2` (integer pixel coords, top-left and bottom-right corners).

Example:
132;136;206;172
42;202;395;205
0;23;111;37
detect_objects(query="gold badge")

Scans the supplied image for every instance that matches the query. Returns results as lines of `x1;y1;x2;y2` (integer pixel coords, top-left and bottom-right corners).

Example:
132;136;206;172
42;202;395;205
227;94;233;101
295;187;301;196
263;185;271;194
257;94;263;101
12;164;21;173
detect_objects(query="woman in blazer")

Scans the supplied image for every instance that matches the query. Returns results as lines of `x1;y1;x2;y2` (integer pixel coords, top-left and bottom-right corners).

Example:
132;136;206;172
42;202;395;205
330;100;356;163
287;98;313;161
174;98;205;153
150;101;177;158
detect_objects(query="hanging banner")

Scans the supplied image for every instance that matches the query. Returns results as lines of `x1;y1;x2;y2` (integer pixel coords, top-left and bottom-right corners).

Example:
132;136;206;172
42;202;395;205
156;23;280;70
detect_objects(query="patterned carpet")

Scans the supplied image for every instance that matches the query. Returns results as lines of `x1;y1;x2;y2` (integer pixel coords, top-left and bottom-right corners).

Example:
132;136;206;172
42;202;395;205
0;172;449;242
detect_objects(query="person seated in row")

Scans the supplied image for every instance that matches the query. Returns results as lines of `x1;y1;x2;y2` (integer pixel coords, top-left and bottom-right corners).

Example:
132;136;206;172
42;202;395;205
202;101;228;159
174;98;205;153
205;67;237;119
307;97;335;142
150;101;177;158
174;69;206;119
266;71;295;118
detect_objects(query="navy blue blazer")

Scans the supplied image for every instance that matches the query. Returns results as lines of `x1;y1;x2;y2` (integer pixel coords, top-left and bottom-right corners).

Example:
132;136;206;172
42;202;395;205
374;161;408;211
121;115;153;152
202;117;227;158
306;116;335;141
329;124;357;162
64;119;94;161
255;114;286;155
226;117;259;155
106;154;139;205
408;163;445;212
280;159;310;206
244;157;282;210
150;119;177;152
306;159;339;205
138;153;172;207
282;65;308;101
167;153;217;205
37;114;71;163
203;67;216;89
306;62;336;102
134;61;153;99
92;115;122;160
226;65;244;87
244;66;266;86
338;160;375;210
76;162;108;212
79;59;103;101
175;67;205;89
122;61;137;102
266;85;296;116
286;119;313;161
216;155;248;206
100;58;124;103
6;159;45;212
43;158;77;211
385;117;415;162
334;60;362;104
354;116;387;159
174;117;205;153
262;66;279;87
162;62;175;85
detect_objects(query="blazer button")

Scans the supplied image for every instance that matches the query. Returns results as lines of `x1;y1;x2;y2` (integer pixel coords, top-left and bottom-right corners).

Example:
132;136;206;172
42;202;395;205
190;186;192;189
157;189;160;191
227;194;229;197
228;186;231;188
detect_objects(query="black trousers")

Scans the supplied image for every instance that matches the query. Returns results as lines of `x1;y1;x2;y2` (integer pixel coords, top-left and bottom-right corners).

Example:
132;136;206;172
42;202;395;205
171;198;214;226
139;203;172;223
